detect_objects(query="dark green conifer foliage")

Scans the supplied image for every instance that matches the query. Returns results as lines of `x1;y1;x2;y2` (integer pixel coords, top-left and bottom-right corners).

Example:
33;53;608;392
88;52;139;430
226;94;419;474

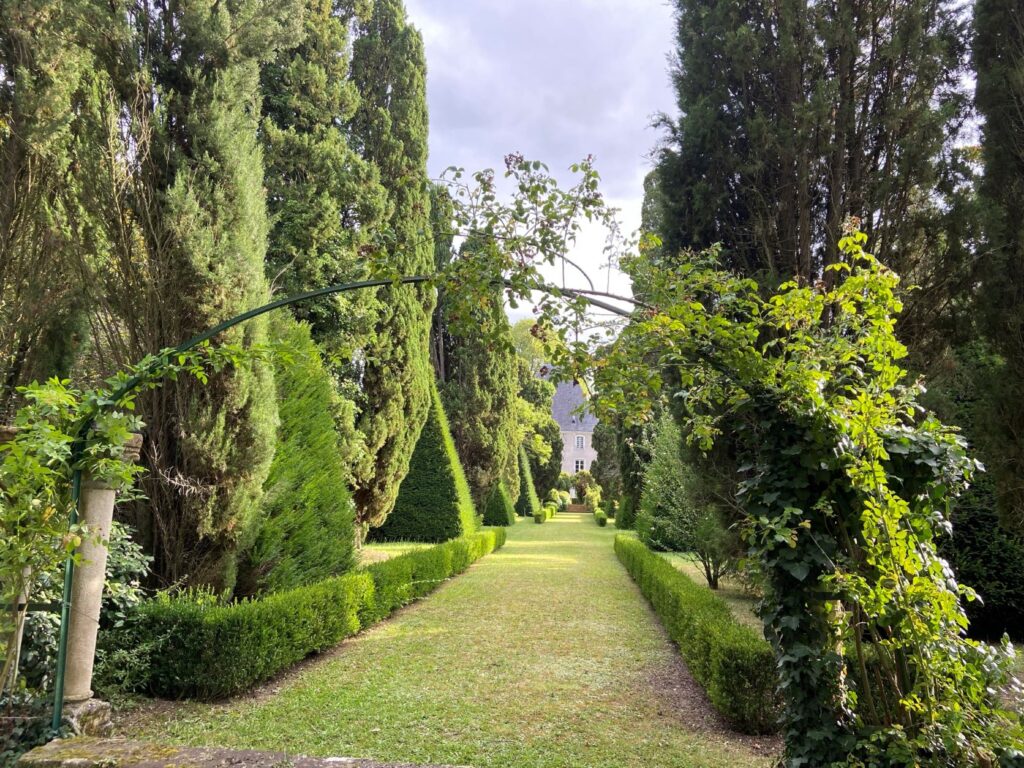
237;318;356;595
482;482;516;527
0;1;93;417
976;0;1024;531
655;0;969;294
88;0;303;591
260;0;387;361
370;382;477;543
514;445;541;518
349;0;436;538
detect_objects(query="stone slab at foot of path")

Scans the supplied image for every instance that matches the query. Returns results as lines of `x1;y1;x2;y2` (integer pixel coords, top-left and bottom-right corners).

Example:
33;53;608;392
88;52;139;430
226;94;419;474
18;738;470;768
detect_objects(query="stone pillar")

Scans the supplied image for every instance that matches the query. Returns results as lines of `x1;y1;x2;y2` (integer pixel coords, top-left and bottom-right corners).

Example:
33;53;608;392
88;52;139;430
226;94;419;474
63;434;142;704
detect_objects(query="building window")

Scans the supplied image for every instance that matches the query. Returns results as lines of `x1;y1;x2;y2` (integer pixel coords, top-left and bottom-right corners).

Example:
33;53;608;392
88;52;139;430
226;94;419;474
575;435;585;449
574;460;586;473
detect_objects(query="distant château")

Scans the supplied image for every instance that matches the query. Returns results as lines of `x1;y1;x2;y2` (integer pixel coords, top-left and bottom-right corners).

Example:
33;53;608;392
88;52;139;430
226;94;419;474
550;379;598;476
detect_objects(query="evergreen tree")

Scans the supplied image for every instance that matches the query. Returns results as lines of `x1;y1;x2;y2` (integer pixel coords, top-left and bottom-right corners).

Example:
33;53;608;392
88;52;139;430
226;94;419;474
514;445;541;518
438;287;522;507
482;481;516;527
84;0;302;590
236;318;356;595
655;0;970;294
349;0;436;539
0;1;93;417
590;420;622;504
370;381;477;542
975;0;1024;531
260;0;386;358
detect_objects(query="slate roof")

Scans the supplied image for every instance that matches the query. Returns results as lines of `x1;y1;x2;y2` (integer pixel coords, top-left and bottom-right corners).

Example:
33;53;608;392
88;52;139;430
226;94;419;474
551;380;598;432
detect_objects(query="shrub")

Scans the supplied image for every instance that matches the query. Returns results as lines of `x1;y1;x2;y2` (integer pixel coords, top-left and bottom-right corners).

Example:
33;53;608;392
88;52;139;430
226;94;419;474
237;318;356;596
594;509;608;527
112;530;506;699
636;414;735;588
370;383;477;543
555;472;572;492
584;485;603;513
615;494;638;530
533;510;545;524
573;469;597;500
556;491;570;512
614;535;778;734
514;445;542;518
544;502;557;520
482;481;516;526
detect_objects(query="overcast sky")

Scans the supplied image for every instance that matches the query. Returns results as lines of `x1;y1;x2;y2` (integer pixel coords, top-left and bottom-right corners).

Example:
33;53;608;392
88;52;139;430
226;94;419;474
403;0;678;313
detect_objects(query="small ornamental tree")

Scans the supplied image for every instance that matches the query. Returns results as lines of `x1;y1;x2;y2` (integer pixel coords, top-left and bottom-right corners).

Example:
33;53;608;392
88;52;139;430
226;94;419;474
514;445;542;518
370;383;477;543
482;482;516;527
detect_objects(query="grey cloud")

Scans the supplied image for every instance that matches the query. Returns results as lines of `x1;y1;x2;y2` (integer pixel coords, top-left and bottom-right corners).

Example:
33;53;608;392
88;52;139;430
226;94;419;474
406;0;676;199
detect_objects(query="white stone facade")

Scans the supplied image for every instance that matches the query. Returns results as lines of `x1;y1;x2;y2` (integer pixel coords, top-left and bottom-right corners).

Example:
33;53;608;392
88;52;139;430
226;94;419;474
561;429;598;476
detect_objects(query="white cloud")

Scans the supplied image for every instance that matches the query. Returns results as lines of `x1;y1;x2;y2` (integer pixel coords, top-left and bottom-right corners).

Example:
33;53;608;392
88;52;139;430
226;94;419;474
404;0;676;317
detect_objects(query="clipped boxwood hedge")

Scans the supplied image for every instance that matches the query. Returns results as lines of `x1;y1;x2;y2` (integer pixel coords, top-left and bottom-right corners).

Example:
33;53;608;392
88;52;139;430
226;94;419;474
119;529;506;699
614;535;779;734
370;383;477;543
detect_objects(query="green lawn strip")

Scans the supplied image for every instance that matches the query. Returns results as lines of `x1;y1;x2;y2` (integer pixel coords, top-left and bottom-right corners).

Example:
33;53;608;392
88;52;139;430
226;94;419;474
660;553;762;632
359;541;432;565
119;517;776;768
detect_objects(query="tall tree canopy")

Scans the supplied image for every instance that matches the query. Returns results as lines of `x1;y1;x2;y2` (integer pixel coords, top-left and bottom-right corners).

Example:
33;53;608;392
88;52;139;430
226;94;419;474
654;0;970;300
348;0;436;538
975;0;1024;531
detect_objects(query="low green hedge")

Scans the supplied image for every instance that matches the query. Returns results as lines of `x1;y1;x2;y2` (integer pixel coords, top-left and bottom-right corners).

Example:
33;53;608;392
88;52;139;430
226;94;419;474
533;510;545;523
119;530;507;699
594;509;608;527
614;535;779;734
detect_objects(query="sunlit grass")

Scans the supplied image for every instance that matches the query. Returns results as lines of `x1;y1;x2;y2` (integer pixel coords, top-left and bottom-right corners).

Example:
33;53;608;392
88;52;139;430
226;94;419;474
661;552;762;632
118;516;777;767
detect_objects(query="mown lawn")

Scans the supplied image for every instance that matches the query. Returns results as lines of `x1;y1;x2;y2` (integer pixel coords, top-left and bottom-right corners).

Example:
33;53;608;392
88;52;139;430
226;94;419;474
118;515;778;767
661;553;761;633
358;540;432;565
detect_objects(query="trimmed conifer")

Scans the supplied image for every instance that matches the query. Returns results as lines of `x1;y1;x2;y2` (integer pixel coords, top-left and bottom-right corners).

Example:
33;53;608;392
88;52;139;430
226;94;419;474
236;318;356;595
514;445;541;518
370;383;477;543
482;482;516;527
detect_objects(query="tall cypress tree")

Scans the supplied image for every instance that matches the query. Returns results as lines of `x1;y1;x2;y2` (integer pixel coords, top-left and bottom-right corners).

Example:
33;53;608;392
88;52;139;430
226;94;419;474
655;0;969;292
259;0;388;493
976;0;1024;530
0;1;93;417
349;0;436;538
84;0;303;590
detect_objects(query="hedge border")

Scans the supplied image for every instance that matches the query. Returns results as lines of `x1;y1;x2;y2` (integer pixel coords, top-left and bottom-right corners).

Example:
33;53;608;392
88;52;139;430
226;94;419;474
614;534;779;734
122;529;507;699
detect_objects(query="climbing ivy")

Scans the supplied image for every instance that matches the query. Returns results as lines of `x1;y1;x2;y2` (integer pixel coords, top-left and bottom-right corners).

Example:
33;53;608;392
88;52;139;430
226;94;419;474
587;230;1024;766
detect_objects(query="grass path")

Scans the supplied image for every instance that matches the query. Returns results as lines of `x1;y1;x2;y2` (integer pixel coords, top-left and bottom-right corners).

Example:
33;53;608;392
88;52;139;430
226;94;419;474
117;516;778;767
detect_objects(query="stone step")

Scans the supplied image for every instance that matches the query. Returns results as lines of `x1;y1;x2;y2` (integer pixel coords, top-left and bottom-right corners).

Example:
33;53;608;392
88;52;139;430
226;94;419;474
18;738;470;768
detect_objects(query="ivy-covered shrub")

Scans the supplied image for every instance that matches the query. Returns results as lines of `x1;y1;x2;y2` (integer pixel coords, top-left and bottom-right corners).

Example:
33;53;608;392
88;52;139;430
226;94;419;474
111;530;506;699
514;445;542;518
370;383;477;543
482;482;516;526
614;535;778;734
237;319;357;596
594;509;608;527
